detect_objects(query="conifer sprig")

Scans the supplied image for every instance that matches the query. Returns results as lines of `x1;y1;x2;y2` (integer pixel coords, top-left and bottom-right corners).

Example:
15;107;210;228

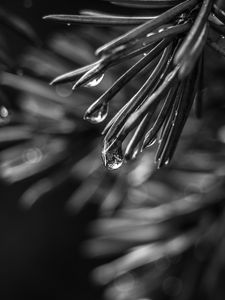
45;0;225;170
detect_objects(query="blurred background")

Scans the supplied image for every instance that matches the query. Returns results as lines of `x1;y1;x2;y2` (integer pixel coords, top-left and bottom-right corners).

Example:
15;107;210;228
0;1;105;300
1;1;225;300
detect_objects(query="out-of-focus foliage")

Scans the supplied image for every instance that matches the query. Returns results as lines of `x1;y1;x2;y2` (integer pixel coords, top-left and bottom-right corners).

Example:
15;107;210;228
0;5;39;129
0;2;225;300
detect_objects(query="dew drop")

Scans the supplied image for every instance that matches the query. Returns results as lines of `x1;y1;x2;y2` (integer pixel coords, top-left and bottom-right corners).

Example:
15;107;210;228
0;106;8;118
158;27;165;33
146;32;154;38
0;106;10;124
164;158;170;166
102;140;123;170
84;73;104;87
23;147;43;164
84;103;109;124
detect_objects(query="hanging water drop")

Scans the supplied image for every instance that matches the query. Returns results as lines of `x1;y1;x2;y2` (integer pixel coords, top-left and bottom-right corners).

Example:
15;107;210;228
164;158;170;166
102;140;123;170
84;73;104;87
84;103;109;124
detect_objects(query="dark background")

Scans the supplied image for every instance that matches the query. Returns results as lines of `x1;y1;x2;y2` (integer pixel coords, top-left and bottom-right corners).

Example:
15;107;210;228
1;0;125;37
2;2;224;300
0;1;106;300
1;0;108;37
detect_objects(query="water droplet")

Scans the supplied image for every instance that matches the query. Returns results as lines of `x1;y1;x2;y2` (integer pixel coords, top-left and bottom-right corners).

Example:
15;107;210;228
102;140;123;170
84;103;108;124
0;106;8;118
146;32;154;38
84;73;104;87
164;158;170;166
145;138;156;148
0;106;10;124
158;27;165;33
23;148;43;164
